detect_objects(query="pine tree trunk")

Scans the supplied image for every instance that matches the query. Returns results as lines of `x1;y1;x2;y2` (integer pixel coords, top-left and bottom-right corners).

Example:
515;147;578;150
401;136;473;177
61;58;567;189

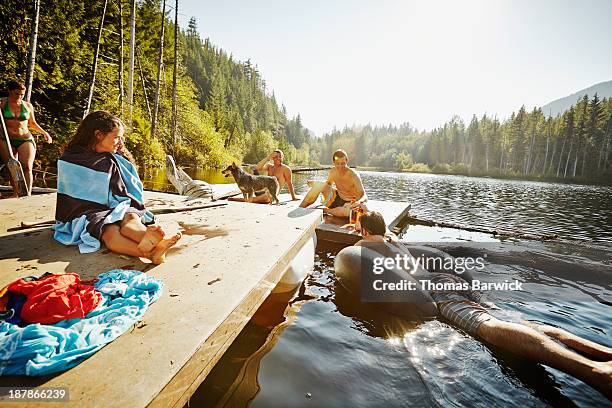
572;148;578;177
531;152;540;175
83;0;108;118
526;126;535;175
499;141;504;175
25;0;41;102
543;133;549;175
117;0;124;115
597;118;612;172
127;0;136;129
136;51;151;120
547;140;557;175
556;136;566;178
150;0;166;140
604;132;611;171
581;144;587;176
563;141;572;178
171;0;179;154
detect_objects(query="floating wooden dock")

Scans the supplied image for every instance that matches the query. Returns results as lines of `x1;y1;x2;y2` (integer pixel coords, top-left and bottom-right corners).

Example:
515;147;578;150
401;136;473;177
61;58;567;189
0;191;321;407
314;200;412;247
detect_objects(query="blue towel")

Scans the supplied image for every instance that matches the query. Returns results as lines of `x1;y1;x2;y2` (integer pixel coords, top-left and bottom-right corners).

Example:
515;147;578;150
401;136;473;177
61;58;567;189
54;145;154;253
0;270;163;376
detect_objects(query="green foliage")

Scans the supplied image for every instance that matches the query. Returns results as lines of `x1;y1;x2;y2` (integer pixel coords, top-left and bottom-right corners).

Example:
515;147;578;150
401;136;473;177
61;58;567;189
407;163;430;173
432;163;452;173
182;24;310;163
394;152;413;170
0;0;310;171
243;130;275;164
127;116;165;166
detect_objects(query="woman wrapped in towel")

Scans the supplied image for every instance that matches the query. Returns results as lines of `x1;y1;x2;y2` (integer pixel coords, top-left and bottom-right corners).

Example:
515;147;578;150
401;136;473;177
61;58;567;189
54;111;181;264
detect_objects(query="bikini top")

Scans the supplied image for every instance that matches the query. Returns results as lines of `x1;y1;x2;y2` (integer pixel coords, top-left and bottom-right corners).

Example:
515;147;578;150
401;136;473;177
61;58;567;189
2;99;30;121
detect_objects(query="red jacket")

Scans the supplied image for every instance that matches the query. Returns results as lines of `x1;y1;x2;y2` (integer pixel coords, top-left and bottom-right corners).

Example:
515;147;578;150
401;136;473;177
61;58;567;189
8;273;102;324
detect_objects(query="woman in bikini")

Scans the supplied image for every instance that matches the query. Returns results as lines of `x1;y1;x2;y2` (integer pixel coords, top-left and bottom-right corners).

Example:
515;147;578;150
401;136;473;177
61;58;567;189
1;80;52;195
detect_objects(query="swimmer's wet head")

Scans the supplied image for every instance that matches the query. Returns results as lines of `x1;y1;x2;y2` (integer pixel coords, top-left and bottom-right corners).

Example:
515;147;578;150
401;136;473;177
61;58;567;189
358;211;386;237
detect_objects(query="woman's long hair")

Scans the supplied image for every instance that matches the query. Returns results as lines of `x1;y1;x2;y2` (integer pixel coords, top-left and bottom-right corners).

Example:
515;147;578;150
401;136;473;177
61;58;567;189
65;110;135;164
7;80;26;92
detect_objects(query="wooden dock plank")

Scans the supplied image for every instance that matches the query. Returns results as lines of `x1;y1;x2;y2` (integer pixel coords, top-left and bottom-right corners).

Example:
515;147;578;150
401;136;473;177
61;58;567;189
314;200;411;246
0;192;321;407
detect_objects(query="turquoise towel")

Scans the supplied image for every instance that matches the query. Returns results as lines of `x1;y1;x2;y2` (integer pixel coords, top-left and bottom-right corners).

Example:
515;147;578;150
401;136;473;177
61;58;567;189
0;270;163;376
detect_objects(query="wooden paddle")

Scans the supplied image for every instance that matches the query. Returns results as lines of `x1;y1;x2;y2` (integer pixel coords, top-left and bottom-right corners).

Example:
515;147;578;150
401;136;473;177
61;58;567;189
0;108;27;197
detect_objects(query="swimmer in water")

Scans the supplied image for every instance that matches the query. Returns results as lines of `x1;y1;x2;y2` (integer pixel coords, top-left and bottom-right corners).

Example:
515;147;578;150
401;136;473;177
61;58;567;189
350;211;612;398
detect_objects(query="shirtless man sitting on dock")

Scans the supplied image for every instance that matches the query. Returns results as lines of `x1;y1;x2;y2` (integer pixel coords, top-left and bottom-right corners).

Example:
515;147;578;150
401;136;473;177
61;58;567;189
350;211;612;398
299;149;367;218
229;149;297;203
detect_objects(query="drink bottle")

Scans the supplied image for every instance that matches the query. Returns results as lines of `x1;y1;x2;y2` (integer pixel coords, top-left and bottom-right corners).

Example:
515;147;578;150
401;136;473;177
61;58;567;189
349;203;363;224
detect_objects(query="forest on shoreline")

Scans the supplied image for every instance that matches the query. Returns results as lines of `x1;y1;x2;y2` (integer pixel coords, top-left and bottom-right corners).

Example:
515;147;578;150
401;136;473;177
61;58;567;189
312;95;612;184
1;0;311;169
1;0;610;185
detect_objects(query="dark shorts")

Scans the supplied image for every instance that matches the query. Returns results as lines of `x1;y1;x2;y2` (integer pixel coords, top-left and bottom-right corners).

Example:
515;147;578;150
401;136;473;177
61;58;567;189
328;189;349;209
428;273;492;335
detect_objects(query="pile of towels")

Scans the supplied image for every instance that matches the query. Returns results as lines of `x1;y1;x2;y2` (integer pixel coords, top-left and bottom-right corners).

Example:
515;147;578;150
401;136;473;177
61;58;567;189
0;269;163;376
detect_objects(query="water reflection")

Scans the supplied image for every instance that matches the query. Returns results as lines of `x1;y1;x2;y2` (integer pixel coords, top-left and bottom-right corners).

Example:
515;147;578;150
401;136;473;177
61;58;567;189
356;171;612;243
192;238;611;407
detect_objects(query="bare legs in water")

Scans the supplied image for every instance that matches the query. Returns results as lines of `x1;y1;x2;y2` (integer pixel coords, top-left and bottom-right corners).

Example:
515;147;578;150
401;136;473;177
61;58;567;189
476;318;612;398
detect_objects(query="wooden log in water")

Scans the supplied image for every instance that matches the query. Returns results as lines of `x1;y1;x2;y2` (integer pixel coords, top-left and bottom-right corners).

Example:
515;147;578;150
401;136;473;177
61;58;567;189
403;214;559;241
292;166;332;173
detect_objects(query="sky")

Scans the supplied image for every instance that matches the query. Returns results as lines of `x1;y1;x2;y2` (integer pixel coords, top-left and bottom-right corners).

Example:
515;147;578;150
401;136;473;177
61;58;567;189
178;0;612;136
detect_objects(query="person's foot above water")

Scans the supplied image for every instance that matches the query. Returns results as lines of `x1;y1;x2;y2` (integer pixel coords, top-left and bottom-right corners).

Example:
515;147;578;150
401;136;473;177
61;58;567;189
149;232;182;264
137;225;165;254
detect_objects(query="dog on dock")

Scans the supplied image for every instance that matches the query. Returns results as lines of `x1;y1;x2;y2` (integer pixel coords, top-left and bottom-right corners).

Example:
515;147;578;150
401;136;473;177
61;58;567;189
222;162;280;205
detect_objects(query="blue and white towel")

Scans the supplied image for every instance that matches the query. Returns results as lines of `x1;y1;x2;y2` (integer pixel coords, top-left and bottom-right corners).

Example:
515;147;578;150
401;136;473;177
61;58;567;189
0;269;163;376
54;145;154;253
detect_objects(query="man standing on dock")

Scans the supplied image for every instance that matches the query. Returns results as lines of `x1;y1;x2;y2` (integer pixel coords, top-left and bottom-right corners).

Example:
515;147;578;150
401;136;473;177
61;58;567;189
299;149;367;218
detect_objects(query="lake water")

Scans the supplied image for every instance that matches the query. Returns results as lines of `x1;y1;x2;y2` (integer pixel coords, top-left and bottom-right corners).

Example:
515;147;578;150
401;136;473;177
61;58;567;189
142;168;612;243
153;169;610;407
34;166;612;406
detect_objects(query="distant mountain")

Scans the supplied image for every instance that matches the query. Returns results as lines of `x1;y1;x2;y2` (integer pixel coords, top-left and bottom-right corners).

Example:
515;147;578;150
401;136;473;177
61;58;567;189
541;80;612;117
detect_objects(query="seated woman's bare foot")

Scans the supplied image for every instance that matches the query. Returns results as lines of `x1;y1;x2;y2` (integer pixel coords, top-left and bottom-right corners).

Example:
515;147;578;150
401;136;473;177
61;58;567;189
149;232;182;264
137;225;165;255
